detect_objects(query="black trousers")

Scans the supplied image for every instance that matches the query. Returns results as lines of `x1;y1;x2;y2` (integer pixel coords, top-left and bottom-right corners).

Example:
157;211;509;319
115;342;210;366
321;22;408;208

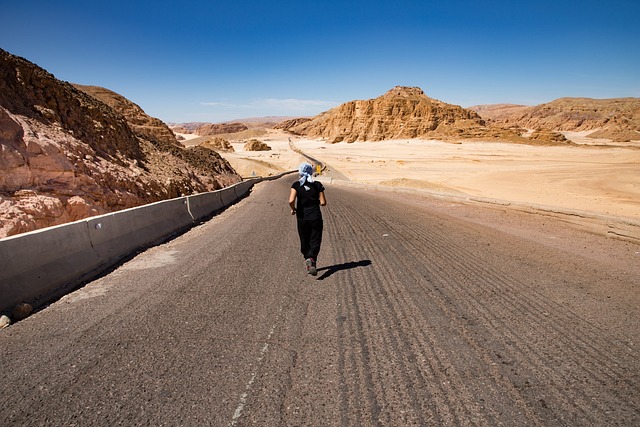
297;219;323;260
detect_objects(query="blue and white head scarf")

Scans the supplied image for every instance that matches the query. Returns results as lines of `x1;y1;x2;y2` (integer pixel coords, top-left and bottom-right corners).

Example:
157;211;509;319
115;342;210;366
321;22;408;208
298;162;315;185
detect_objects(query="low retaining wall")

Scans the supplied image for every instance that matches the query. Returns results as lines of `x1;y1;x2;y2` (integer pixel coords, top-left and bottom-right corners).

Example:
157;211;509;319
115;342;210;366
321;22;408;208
187;191;224;222
0;220;100;314
86;197;193;263
0;174;294;315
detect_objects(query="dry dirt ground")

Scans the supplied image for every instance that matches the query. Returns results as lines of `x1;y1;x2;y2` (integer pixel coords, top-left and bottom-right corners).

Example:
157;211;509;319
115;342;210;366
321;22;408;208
195;130;640;241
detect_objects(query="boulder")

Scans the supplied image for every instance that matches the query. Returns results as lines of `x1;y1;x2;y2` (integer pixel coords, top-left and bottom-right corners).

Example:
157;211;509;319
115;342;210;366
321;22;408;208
243;139;271;151
528;128;569;144
12;303;33;321
202;137;235;152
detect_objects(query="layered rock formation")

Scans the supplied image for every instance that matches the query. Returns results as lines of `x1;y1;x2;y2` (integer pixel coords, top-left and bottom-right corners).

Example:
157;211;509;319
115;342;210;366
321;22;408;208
471;98;640;142
0;48;240;238
172;117;303;138
469;104;532;122
274;117;311;130
279;86;524;143
195;122;248;136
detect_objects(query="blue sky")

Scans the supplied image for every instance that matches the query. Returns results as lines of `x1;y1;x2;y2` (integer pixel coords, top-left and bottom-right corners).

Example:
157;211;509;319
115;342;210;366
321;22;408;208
2;0;639;123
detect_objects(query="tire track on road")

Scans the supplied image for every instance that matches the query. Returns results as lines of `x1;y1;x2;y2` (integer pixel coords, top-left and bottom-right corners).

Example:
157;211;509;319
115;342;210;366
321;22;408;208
323;184;639;425
328;190;492;425
347;195;510;425
379;195;638;424
391;209;640;424
3;178;637;426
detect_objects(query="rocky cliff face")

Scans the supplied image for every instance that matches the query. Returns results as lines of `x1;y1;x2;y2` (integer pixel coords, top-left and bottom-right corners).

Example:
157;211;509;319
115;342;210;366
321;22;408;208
471;98;640;142
274;117;311;131
0;48;240;238
280;86;523;143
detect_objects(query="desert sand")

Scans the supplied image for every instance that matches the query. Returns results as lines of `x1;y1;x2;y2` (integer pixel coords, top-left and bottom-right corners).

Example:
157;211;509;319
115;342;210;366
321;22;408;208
216;130;640;221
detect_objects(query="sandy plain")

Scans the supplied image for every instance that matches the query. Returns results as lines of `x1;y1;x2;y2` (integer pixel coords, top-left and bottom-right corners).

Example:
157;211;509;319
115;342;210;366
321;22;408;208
180;130;640;237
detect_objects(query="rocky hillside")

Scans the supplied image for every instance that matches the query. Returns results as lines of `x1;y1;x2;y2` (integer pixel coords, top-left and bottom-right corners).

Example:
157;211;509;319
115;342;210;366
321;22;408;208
468;104;532;122
195;122;248;136
0;48;240;238
73;84;178;146
278;86;526;143
471;98;640;142
170;117;301;135
168;122;205;133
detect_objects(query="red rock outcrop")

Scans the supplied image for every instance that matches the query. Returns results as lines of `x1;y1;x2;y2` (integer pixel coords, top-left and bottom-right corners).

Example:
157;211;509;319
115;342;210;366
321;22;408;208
169;122;205;133
528;128;569;144
0;48;240;238
170;125;191;135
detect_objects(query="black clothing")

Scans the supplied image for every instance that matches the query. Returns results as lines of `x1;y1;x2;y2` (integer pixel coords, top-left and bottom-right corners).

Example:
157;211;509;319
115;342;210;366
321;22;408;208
291;180;325;221
292;180;325;260
297;218;323;261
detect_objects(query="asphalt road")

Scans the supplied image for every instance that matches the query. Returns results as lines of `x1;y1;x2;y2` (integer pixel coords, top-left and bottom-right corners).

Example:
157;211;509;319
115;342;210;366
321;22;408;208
1;177;639;426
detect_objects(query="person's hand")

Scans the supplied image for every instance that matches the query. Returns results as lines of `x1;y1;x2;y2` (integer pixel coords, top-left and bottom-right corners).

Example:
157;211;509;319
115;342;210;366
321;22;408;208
291;208;296;216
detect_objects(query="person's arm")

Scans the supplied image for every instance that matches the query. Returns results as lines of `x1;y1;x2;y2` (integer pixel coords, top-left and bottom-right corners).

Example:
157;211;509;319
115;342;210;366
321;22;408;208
289;188;297;215
319;191;327;206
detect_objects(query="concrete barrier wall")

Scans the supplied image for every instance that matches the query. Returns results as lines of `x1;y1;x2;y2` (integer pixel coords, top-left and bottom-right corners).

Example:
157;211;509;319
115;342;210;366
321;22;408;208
0;177;269;314
219;185;239;207
0;172;298;315
0;220;101;312
187;191;224;222
87;198;193;262
233;180;254;196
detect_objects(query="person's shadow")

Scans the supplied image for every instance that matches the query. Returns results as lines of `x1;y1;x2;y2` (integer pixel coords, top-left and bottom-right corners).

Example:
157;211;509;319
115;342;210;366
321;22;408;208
316;260;372;280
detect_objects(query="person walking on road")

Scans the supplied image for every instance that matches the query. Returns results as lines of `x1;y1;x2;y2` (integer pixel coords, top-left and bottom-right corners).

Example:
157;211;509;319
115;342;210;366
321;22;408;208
289;162;327;276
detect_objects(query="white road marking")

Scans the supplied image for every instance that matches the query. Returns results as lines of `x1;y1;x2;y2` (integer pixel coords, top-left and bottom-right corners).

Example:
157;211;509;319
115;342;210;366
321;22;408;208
229;323;277;426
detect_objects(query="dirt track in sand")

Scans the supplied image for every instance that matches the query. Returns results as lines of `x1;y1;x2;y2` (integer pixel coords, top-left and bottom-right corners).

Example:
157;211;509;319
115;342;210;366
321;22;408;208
218;131;640;224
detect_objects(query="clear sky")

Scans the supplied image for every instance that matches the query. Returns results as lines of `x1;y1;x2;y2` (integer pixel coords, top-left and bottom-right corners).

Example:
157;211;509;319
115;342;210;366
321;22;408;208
2;0;639;123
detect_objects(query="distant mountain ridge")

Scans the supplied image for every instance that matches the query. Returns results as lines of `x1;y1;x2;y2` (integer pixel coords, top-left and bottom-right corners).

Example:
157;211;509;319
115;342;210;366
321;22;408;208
169;117;302;135
273;87;638;144
470;98;640;142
